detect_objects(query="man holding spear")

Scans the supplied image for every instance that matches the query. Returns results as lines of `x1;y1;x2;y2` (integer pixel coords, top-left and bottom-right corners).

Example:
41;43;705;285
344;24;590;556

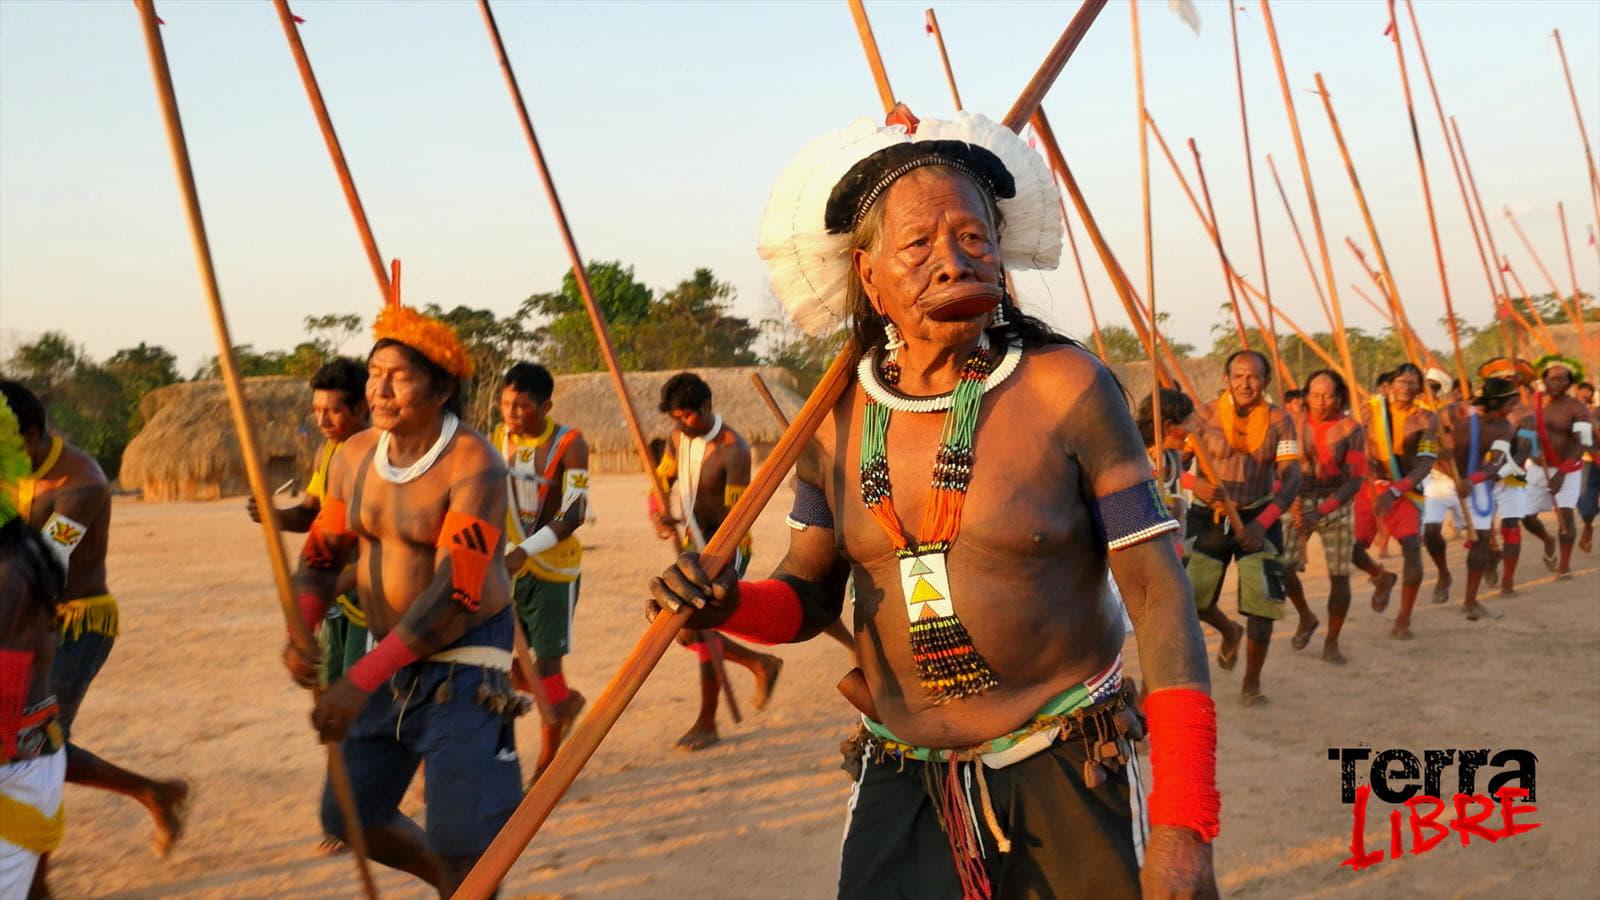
651;110;1218;899
286;283;525;897
1354;364;1438;639
1523;355;1596;578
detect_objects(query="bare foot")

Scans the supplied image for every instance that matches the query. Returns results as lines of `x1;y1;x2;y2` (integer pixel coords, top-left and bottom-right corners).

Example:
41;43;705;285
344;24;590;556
147;779;190;859
1581;524;1594;553
750;653;783;712
1239;689;1269;707
1321;645;1347;665
1290;615;1319;651
317;835;349;856
1370;570;1397;612
1391;624;1414;640
1216;619;1243;671
675;722;720;751
1542;542;1558;571
1431;577;1451;604
554;689;587;738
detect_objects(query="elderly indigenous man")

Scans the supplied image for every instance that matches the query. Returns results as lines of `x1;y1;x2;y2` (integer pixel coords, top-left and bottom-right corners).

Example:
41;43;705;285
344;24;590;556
648;372;782;751
0;382;189;875
1521;355;1596;579
1352;363;1439;638
248;358;371;687
1454;377;1522;620
1421;368;1466;603
1478;357;1540;594
1279;369;1365;665
1180;350;1301;707
493;362;589;774
1;394;68;898
284;294;523;897
650;111;1219;899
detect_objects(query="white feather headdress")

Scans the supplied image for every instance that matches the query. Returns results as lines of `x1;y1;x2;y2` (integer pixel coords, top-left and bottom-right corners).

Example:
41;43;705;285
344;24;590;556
756;112;1062;336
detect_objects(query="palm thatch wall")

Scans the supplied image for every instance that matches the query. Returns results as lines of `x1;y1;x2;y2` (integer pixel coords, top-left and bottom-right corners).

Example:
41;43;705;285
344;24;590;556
122;376;318;502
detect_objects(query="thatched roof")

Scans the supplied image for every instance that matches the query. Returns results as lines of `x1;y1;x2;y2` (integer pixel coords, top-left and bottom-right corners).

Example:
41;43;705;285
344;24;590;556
551;366;804;464
122;376;317;502
1109;358;1226;411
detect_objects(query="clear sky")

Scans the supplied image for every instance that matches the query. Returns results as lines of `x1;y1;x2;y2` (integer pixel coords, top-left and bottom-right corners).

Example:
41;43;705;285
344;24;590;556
2;0;1597;373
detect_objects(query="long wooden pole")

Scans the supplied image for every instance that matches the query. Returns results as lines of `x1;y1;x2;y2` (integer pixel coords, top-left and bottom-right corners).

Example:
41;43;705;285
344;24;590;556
454;4;1108;893
1384;0;1471;394
1313;73;1425;375
1502;256;1561;354
1236;277;1360;393
1258;0;1358;384
1130;0;1163;490
1451;114;1535;359
750;372;790;428
1552;28;1600;261
847;0;896;112
1400;0;1510;354
271;0;390;302
1057;181;1109;359
1265;154;1335;331
132;3;377;896
1190;138;1254;351
1505;205;1592;360
1343;238;1431;368
1227;0;1278;372
1002;0;1110;131
1557;201;1595;361
924;8;962;111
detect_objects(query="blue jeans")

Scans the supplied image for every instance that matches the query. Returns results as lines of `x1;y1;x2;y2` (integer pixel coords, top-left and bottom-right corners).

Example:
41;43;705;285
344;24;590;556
50;631;114;740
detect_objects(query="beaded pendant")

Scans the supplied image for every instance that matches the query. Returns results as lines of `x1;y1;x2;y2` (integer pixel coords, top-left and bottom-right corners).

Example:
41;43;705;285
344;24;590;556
859;342;1002;703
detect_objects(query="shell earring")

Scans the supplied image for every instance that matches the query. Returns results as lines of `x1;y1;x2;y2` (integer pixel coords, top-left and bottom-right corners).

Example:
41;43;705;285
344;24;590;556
883;319;905;351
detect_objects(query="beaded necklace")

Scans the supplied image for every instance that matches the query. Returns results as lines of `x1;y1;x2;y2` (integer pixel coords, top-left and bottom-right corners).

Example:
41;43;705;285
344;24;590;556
858;335;1016;703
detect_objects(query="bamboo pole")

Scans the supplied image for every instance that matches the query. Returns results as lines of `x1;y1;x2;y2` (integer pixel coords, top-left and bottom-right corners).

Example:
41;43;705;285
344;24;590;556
1502;256;1560;353
132;2;377;896
1505;205;1592;359
1384;0;1470;394
750;372;791;428
1265;154;1335;330
1190;138;1254;352
1557;201;1594;359
847;0;896;112
1313;73;1425;375
1130;0;1162;488
454;4;1108;893
1400;0;1510;353
1236;277;1361;393
1057;180;1109;359
1258;0;1358;384
924;8;962;111
1552;29;1600;260
1351;283;1394;324
1227;0;1278;372
1002;0;1110;131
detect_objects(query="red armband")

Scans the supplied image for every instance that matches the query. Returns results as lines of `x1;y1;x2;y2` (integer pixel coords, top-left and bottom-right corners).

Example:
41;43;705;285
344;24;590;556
1316;496;1341;517
1560;459;1583;474
438;511;501;614
1392;478;1414;495
719;579;804;646
1255;502;1282;529
1;649;34;759
346;632;421;692
296;592;329;638
1179;471;1198;490
1145;687;1221;842
303;498;354;570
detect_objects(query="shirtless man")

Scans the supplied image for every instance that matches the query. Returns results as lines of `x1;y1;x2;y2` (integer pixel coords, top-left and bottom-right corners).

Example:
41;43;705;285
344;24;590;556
1478;357;1539;595
1522;356;1595;578
1;394;68;898
493;362;589;775
284;306;522;896
1182;350;1302;706
649;372;781;751
1281;370;1365;664
1453;377;1521;619
1353;363;1438;639
0;381;188;888
1421;369;1466;602
654;115;1217;897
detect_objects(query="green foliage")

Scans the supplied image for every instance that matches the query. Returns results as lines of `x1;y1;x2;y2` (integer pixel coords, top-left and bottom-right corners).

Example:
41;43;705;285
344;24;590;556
417;303;538;431
1096;314;1195;364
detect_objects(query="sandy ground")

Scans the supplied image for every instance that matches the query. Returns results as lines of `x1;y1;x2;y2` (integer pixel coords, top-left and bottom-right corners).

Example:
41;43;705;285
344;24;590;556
45;472;1600;899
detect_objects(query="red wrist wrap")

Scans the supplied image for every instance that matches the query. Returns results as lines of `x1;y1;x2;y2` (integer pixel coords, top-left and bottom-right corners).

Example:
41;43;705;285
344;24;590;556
296;592;328;638
1393;478;1414;495
1179;471;1198;490
1469;470;1490;484
1;650;34;759
1255;502;1282;529
1316;496;1341;517
347;633;420;692
719;579;803;645
1145;688;1221;842
1560;459;1583;474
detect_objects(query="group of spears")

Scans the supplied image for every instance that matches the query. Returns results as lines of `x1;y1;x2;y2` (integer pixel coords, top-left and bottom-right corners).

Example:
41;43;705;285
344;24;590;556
3;1;1598;899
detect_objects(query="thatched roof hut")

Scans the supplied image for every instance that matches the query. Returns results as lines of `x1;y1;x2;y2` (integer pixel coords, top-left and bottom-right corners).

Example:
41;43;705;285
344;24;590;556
551;366;805;473
122;376;318;502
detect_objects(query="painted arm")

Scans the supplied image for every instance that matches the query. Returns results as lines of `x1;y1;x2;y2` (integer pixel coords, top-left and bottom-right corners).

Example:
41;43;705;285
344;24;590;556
1395;412;1439;492
547;435;590;540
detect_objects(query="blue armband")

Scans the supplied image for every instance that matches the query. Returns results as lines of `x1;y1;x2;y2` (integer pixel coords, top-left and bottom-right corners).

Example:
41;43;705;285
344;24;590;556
1093;480;1180;551
786;479;834;530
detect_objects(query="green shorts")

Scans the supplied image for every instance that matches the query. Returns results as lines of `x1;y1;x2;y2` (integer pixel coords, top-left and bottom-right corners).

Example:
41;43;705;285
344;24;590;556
321;593;368;686
513;575;580;660
1184;506;1287;621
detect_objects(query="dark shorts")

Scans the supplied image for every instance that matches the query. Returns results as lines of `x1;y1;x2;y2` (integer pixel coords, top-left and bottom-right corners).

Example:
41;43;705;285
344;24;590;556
512;575;579;660
320;609;523;859
840;734;1145;900
1185;505;1287;620
50;630;115;739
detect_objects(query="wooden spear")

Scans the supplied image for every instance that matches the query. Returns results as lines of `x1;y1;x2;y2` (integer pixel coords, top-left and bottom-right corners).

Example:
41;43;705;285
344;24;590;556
1343;237;1430;370
1384;0;1471;395
453;5;1111;893
1502;256;1561;354
132;2;378;896
1227;0;1280;377
1504;205;1592;360
1258;0;1358;385
923;8;962;111
1400;0;1511;353
1129;0;1162;495
1557;201;1595;361
750;371;792;428
1552;29;1600;260
1190;137;1256;352
848;0;896;112
1057;180;1110;359
1266;153;1335;331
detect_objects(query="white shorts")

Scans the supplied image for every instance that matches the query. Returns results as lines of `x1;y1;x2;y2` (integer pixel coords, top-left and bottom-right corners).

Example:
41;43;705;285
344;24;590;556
1422;471;1463;526
0;750;66;897
1494;482;1527;522
1524;465;1580;513
1467;482;1498;531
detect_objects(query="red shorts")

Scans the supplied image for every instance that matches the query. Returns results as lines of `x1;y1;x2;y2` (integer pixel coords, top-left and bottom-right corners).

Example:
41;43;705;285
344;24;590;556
1354;481;1422;544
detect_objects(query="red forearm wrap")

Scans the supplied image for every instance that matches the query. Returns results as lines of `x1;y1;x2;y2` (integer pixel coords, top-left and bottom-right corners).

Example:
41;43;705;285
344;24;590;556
296;592;329;638
1559;459;1583;474
1179;471;1198;490
1255;502;1282;529
1392;478;1414;495
346;632;420;692
718;579;804;646
1469;470;1490;484
1316;496;1341;517
1;650;34;759
1145;688;1221;842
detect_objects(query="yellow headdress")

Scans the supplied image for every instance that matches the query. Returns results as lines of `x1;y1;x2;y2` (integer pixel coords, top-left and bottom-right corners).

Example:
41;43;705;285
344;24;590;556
1477;356;1535;387
0;396;31;527
1532;352;1585;385
371;259;474;380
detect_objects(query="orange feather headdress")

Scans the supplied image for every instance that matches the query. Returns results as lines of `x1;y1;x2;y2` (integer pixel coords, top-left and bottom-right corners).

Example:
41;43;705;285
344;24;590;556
371;259;473;380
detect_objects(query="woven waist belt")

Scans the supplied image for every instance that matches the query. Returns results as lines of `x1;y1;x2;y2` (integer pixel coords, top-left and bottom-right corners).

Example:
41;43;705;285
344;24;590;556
862;654;1124;768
